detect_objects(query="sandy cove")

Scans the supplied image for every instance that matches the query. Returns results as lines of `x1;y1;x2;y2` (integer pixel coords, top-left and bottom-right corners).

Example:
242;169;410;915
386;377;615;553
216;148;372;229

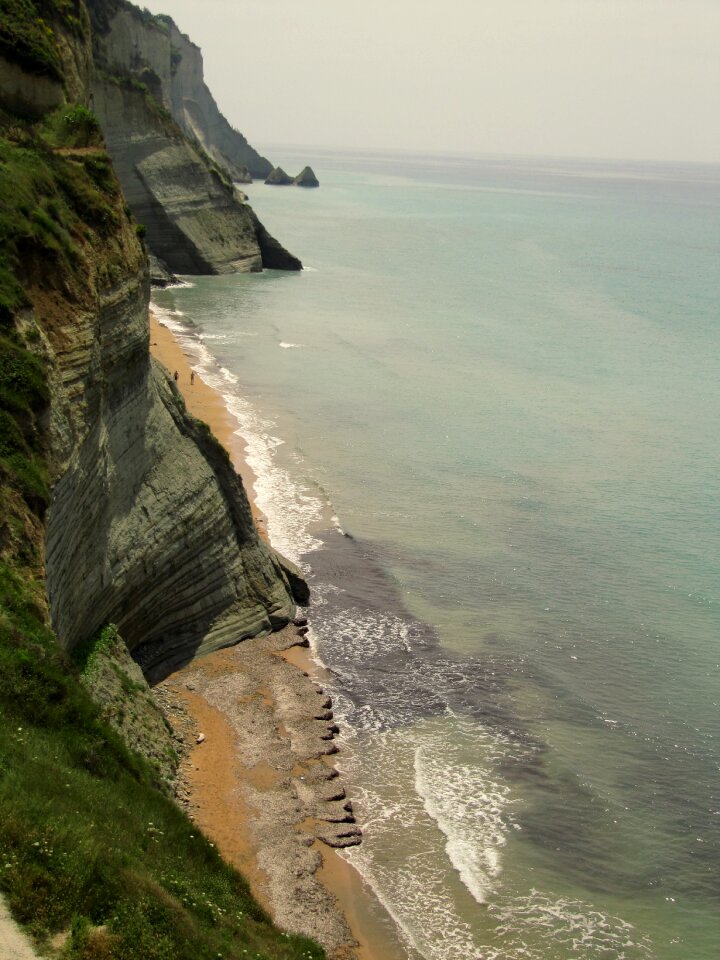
149;313;403;960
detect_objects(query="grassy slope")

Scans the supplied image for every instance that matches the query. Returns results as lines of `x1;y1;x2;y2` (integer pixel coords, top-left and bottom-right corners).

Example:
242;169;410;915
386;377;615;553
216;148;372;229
0;5;325;959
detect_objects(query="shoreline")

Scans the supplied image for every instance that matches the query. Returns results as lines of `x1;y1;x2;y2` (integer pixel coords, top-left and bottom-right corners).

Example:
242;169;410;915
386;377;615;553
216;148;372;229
149;311;406;960
149;313;270;542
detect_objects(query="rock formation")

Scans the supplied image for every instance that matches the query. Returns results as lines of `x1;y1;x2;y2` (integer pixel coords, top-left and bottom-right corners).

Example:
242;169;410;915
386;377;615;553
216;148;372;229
294;165;320;187
265;165;321;188
88;0;272;180
265;166;294;185
86;0;301;273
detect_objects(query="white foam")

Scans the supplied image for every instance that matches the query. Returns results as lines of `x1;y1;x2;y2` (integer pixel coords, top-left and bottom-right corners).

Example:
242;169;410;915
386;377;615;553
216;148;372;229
413;718;515;905
278;341;301;349
339;726;482;960
333;705;649;960
489;891;654;958
313;600;415;663
151;300;325;565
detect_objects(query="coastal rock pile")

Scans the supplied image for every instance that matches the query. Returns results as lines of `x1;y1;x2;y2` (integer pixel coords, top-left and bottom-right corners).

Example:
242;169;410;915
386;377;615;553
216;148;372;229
264;165;294;185
159;621;362;956
294;165;320;187
265;164;321;187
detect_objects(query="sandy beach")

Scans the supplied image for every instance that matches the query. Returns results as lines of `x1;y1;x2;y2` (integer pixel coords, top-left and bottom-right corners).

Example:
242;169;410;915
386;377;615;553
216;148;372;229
149;312;405;960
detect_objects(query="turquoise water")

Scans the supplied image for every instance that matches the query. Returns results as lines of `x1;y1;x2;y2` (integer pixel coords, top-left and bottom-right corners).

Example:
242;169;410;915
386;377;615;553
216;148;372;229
153;152;720;959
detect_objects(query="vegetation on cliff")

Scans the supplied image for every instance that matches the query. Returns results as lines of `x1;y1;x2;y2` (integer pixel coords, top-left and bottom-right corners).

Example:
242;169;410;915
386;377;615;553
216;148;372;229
0;559;323;960
0;0;85;82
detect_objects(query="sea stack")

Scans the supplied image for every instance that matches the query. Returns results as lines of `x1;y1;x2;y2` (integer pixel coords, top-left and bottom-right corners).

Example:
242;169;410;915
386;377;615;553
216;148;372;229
294;165;320;187
265;166;294;185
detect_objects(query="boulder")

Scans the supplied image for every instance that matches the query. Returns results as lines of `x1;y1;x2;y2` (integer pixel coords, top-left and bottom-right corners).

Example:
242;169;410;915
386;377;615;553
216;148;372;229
294;165;320;187
265;166;294;185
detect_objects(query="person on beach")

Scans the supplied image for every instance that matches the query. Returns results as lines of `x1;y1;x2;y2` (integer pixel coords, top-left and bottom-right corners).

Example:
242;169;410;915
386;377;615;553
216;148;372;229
173;370;179;383
191;370;195;385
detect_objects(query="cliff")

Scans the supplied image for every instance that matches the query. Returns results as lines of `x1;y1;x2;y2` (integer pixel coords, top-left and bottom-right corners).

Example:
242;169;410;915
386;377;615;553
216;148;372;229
1;2;302;685
83;0;300;274
89;0;272;180
0;4;318;956
44;287;299;677
90;75;285;274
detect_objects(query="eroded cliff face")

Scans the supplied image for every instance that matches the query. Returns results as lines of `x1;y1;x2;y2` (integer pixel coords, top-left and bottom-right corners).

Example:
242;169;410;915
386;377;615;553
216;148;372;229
92;78;270;274
90;0;272;180
0;2;302;681
43;263;297;677
84;0;300;274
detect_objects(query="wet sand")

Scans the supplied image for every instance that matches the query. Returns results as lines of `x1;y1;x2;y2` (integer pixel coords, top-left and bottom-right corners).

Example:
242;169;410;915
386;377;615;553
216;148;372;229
149;311;406;960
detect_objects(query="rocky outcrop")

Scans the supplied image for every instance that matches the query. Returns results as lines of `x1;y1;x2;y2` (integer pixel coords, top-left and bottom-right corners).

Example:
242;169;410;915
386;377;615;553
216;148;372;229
147;252;177;286
86;1;301;274
265;165;320;188
294;165;320;187
88;0;272;179
248;208;302;270
265;166;294;186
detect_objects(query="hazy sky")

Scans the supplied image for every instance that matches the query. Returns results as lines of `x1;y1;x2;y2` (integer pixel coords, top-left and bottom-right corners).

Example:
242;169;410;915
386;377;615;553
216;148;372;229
142;0;720;163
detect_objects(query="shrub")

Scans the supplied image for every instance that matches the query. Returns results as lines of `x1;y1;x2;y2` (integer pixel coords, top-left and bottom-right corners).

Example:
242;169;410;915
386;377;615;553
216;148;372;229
60;104;100;147
0;0;63;81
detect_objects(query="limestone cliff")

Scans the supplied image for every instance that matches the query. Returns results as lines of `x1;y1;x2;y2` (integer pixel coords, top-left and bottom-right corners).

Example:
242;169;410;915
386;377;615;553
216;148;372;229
83;0;300;274
89;0;272;180
44;281;299;678
91;75;280;274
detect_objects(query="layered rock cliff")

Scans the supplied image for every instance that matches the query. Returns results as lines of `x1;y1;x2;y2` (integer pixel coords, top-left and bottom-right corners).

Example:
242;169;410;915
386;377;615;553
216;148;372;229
83;0;300;274
1;0;304;683
44;275;299;678
89;0;272;180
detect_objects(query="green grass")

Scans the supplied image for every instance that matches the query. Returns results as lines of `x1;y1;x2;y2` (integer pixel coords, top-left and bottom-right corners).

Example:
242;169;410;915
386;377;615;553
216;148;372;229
0;0;63;81
42;104;102;149
0;567;326;959
0;126;121;322
0;0;85;82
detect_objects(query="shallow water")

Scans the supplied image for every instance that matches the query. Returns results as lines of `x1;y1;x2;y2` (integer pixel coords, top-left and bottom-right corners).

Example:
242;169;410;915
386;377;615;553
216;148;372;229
153;150;720;959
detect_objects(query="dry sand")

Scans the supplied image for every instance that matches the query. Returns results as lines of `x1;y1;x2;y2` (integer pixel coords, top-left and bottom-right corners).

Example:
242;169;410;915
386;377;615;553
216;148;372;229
150;312;405;960
0;896;42;960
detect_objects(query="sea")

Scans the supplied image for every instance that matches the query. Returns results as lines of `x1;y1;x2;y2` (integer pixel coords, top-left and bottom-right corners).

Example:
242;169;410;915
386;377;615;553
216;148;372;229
151;149;720;960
